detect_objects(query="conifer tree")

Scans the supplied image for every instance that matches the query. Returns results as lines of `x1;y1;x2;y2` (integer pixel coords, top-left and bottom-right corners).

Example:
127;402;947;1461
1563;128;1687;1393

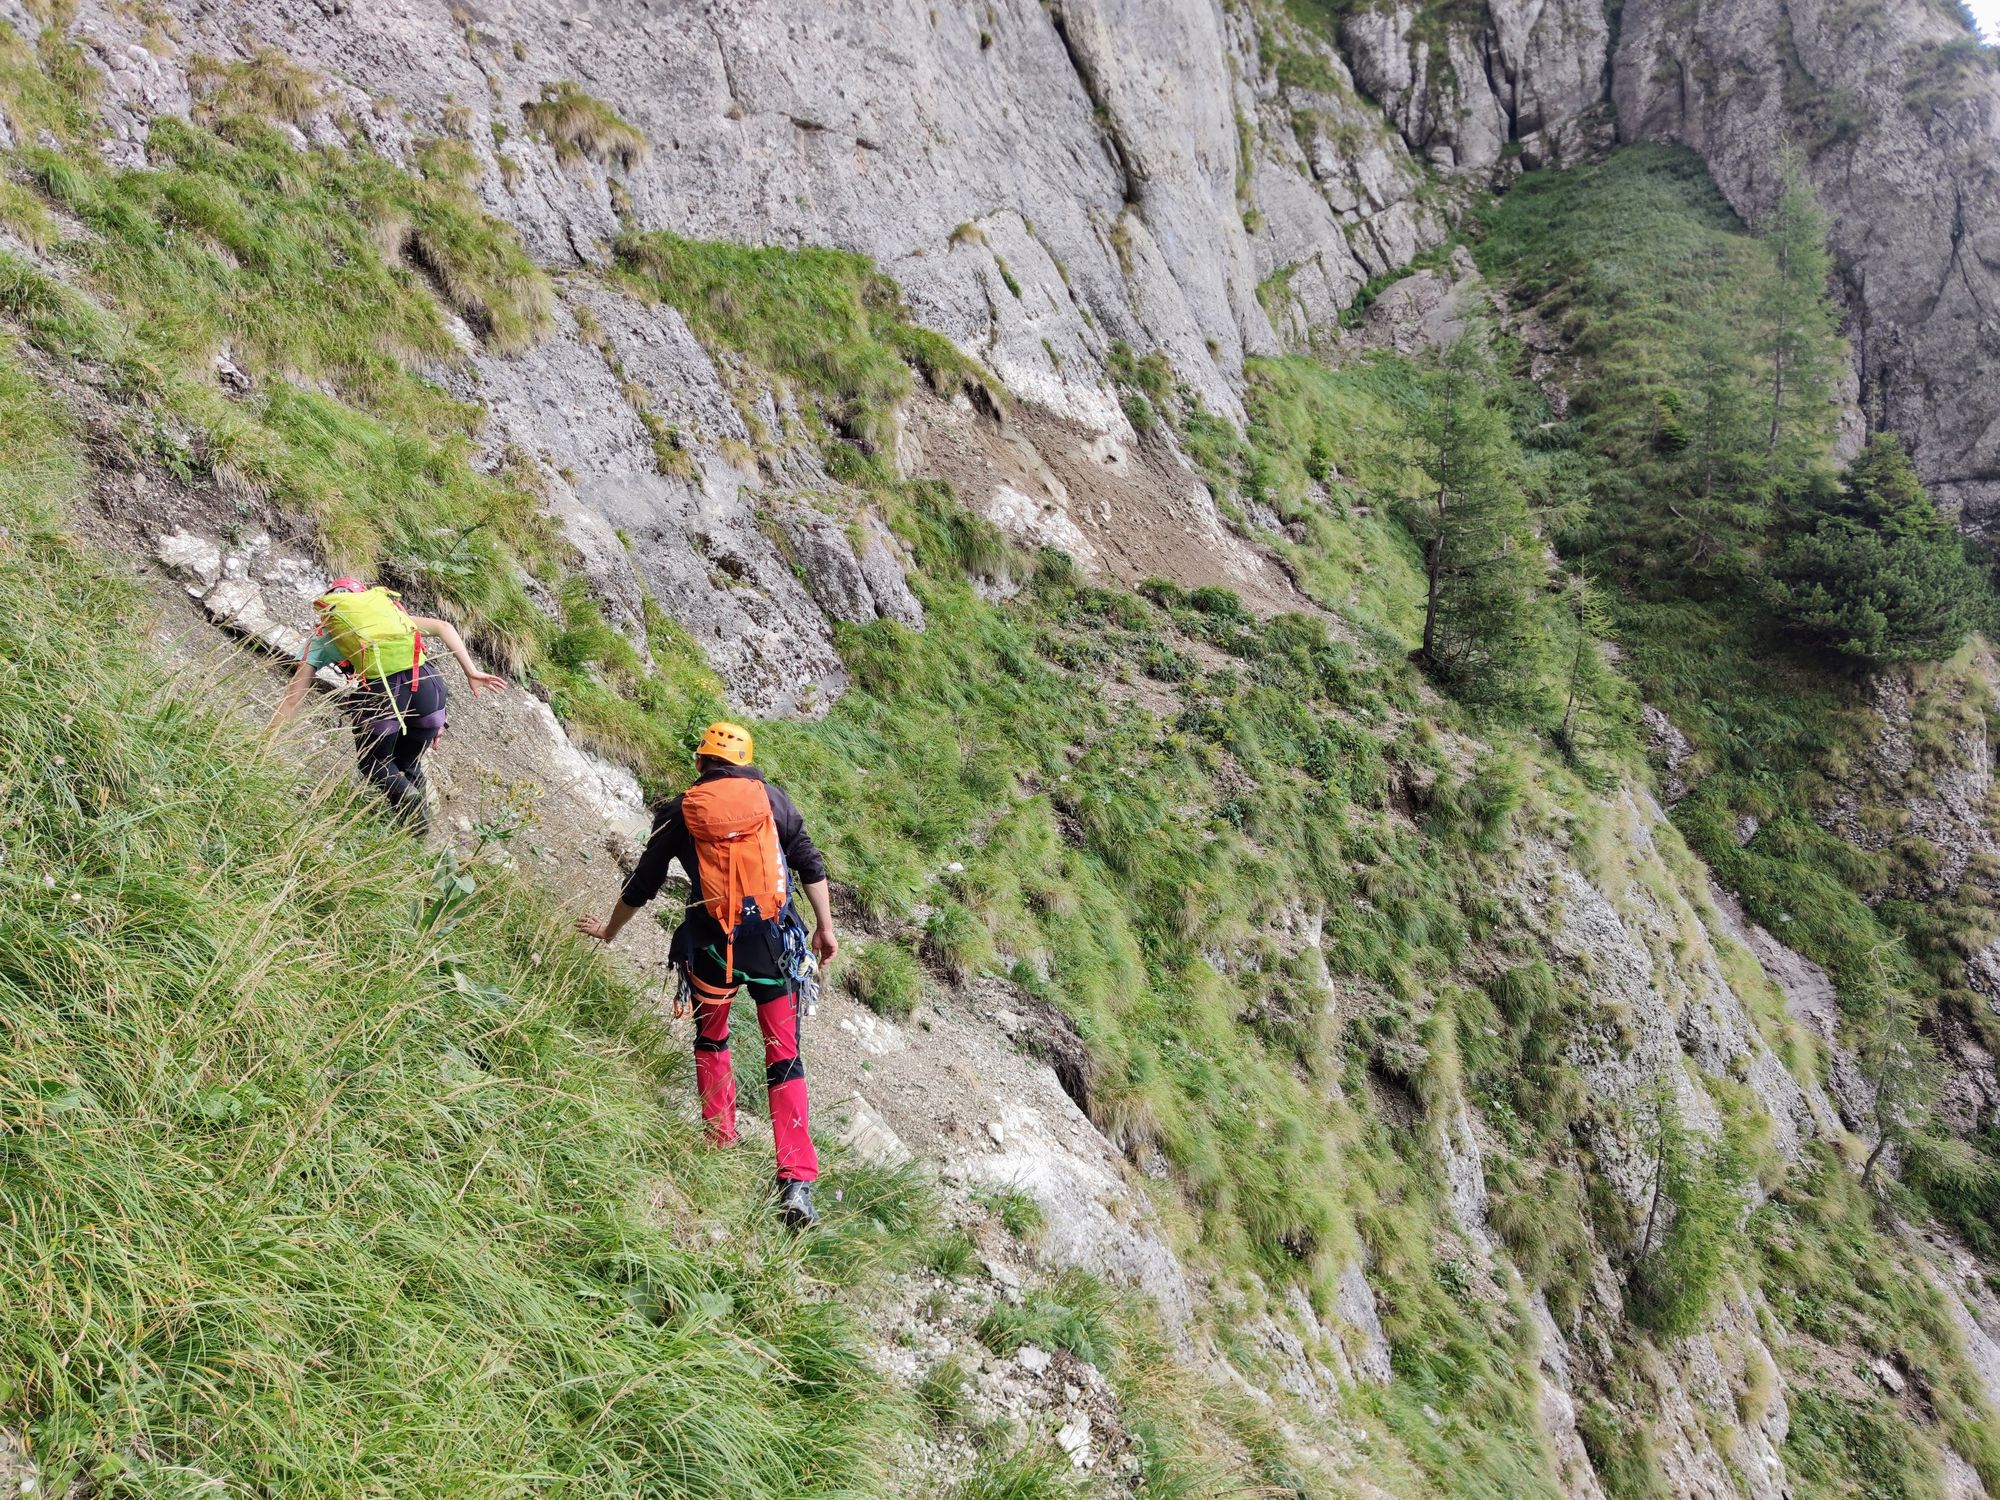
1553;572;1630;773
1855;984;1937;1190
1770;434;1983;664
1667;312;1769;576
1758;149;1842;468
1406;332;1546;707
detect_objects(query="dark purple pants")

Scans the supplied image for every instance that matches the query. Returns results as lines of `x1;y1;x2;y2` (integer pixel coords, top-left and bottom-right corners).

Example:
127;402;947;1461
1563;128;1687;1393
349;662;447;815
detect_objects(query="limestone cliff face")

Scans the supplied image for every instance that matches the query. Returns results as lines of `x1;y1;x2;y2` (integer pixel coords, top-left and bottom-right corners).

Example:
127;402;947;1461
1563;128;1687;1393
1335;0;1612;173
34;0;2000;643
1613;0;2000;526
44;0;1478;712
85;0;1272;425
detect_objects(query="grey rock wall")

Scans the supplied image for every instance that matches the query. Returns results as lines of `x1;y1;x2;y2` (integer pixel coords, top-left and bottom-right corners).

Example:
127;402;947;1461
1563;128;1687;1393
125;0;1260;426
1323;0;1612;176
40;0;1526;709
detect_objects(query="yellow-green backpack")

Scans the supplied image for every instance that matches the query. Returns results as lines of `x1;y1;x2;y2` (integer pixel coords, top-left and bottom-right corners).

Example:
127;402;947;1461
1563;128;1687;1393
314;586;422;688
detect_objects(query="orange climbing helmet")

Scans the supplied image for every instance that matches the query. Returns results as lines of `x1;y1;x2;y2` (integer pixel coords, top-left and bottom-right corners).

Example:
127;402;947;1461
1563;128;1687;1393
695;720;755;766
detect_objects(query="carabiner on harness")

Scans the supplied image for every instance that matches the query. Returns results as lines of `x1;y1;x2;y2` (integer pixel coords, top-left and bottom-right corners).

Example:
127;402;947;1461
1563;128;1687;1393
779;902;820;1018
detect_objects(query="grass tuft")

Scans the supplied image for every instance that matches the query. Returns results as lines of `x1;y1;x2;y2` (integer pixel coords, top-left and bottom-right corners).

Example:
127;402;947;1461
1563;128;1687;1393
520;80;649;169
950;1444;1080;1500
188;48;323;125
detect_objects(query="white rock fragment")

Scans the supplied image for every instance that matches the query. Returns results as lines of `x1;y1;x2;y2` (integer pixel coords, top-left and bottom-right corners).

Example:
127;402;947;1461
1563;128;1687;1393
155;530;222;589
983;1256;1021;1290
214;348;252;393
833;1008;903;1057
829;1094;911;1169
518;698;646;832
1055;1414;1091;1466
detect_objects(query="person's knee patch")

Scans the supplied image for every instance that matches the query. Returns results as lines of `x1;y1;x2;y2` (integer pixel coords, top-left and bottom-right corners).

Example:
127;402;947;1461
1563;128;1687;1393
765;1057;805;1087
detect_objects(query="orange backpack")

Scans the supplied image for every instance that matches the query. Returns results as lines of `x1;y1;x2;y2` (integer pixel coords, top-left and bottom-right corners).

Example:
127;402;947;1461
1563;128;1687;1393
681;776;789;978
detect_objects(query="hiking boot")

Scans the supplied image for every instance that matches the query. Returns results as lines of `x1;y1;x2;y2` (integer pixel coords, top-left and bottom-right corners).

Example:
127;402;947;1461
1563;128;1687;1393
776;1177;819;1230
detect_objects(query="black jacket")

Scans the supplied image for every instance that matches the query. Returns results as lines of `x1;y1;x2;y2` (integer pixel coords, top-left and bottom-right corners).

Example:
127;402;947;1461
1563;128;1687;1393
620;765;827;929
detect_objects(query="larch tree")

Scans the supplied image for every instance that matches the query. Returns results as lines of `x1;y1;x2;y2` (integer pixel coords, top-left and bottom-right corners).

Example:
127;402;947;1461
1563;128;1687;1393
1758;148;1842;468
1405;331;1546;707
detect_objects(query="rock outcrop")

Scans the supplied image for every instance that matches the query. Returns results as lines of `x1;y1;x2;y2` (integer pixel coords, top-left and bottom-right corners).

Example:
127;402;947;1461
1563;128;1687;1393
1337;0;1612;175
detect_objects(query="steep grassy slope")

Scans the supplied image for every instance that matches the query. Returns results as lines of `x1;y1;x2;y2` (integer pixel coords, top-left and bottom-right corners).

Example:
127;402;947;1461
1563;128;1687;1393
1479;145;2000;1499
1480;146;2000;1244
0;32;1557;1495
0;348;939;1495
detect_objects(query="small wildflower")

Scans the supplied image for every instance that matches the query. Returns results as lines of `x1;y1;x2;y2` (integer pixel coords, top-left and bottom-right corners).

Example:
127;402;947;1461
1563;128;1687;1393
41;875;54;889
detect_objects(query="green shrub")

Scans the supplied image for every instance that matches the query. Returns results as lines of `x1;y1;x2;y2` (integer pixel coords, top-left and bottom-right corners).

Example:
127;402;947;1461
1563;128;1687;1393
520;81;648;168
1576;1403;1670;1500
980;1189;1046;1241
1785;1390;1942;1500
924;897;993;979
1903;1131;2000;1256
951;1444;1080;1500
1769;436;1983;665
917;1354;972;1429
975;1269;1118;1369
1757;1154;2000;1491
612;231;982;453
188;48;322;125
1627;1093;1749;1338
924;1230;981;1280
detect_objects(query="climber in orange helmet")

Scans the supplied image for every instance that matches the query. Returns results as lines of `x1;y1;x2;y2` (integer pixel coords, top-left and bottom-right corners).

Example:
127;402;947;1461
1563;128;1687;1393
577;721;838;1228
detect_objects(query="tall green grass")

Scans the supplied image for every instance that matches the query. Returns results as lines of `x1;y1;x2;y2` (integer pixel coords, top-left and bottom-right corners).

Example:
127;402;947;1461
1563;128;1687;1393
612;230;983;459
1759;1154;2000;1493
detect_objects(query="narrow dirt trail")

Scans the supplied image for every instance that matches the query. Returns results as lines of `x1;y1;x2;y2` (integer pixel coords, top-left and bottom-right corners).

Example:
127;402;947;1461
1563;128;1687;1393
131;556;1196;1317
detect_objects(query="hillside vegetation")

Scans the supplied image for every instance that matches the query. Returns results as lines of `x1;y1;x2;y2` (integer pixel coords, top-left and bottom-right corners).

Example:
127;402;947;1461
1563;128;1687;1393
1480;147;2000;1250
0;18;1995;1500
